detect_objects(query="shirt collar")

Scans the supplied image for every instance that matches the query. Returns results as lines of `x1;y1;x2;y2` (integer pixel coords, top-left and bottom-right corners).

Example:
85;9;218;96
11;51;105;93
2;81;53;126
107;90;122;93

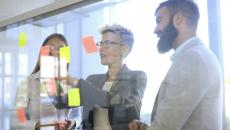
170;36;198;61
30;71;40;80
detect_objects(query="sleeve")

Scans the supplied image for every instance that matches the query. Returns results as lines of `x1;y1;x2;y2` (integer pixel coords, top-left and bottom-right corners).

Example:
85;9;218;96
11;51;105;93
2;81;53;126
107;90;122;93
67;107;83;129
11;79;38;130
148;52;208;130
126;71;147;116
111;71;147;124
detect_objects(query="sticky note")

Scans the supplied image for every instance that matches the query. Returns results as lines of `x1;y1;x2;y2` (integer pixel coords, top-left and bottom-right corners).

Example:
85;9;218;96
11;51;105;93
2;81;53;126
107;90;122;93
59;46;70;63
68;88;80;107
40;56;55;78
17;108;26;123
18;32;27;48
82;36;97;54
60;58;67;78
40;45;50;56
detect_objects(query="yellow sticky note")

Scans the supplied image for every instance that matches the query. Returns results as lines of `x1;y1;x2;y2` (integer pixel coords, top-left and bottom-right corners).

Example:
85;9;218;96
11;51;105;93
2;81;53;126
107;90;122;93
59;46;70;63
18;32;27;48
68;88;80;107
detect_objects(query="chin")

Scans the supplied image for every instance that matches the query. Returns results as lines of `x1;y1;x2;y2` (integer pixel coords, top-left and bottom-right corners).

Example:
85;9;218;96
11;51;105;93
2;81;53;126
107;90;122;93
101;61;107;65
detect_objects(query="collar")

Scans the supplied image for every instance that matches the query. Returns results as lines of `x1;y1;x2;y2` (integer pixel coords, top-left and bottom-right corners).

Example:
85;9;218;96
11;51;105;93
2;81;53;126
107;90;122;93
170;36;198;61
29;71;40;80
106;64;130;79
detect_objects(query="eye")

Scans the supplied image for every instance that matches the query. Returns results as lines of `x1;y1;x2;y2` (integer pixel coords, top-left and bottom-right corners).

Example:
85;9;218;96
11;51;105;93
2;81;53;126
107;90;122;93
156;19;160;24
156;17;161;24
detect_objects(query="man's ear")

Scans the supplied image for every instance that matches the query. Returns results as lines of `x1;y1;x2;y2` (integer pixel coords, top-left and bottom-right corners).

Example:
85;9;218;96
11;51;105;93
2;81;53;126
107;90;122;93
173;12;183;28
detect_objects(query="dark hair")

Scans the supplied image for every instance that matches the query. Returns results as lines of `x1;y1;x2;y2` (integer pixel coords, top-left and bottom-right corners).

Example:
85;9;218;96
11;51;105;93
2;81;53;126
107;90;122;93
156;0;200;28
31;33;68;75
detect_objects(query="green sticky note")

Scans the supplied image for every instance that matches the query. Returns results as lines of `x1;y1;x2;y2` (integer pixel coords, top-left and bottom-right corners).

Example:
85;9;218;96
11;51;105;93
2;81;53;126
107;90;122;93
68;88;80;106
59;46;70;63
18;32;27;48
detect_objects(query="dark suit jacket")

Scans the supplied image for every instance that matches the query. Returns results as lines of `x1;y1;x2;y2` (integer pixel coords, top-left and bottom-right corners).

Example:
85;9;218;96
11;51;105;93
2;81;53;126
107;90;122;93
77;65;147;130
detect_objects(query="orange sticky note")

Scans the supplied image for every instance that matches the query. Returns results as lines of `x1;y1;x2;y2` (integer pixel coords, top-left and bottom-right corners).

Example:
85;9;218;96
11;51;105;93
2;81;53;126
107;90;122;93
40;45;50;56
18;32;27;48
17;108;26;123
68;88;80;107
82;36;97;54
59;46;70;63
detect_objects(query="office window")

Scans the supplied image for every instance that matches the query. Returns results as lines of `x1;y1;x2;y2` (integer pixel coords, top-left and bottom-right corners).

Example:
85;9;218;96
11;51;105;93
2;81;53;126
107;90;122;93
220;0;230;128
0;52;2;74
18;54;28;75
4;53;11;75
0;0;225;129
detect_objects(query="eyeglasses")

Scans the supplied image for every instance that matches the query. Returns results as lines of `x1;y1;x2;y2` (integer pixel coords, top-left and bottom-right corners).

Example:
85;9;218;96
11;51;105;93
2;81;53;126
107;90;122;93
96;40;122;48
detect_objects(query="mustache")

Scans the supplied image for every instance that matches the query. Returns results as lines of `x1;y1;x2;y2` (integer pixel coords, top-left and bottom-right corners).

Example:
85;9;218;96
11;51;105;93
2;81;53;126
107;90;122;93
157;22;178;54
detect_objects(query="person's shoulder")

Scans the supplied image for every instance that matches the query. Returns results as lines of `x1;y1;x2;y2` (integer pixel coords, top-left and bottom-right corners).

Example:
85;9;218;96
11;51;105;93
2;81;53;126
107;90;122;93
130;70;146;75
129;70;147;80
124;65;146;75
87;73;106;80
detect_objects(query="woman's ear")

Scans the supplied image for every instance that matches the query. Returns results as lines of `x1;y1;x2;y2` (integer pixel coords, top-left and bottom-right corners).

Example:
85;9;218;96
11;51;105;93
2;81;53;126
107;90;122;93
121;45;129;58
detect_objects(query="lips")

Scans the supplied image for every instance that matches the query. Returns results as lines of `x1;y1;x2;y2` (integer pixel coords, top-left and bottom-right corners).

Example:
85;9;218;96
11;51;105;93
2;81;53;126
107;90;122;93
156;32;162;38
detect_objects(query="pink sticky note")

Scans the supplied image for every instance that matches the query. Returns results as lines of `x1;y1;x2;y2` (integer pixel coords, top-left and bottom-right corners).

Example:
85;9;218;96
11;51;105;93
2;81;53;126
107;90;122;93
40;45;50;56
17;108;26;123
82;36;97;54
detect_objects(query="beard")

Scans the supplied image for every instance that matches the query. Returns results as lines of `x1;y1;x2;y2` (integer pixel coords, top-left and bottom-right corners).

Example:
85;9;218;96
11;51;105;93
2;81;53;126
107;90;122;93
157;21;178;54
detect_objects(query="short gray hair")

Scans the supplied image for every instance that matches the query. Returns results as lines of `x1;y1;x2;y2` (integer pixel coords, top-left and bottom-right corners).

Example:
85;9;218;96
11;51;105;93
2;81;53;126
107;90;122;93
99;24;134;53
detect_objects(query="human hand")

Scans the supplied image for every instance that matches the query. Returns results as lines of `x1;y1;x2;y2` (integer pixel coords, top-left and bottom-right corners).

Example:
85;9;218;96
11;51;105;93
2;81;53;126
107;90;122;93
58;76;78;88
129;120;148;130
58;120;75;130
58;120;67;129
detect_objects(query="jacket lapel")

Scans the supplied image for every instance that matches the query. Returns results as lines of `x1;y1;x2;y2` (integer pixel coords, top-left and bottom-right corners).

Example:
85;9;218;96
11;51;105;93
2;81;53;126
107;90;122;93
109;65;131;94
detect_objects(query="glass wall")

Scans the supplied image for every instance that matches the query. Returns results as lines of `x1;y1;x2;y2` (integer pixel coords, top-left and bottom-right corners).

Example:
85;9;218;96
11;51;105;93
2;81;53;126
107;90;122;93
221;0;230;129
1;0;227;129
0;1;107;129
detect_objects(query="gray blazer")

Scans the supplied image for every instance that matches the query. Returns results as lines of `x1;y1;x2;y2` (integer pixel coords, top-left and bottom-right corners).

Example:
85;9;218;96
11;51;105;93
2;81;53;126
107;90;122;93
149;37;223;130
76;65;147;129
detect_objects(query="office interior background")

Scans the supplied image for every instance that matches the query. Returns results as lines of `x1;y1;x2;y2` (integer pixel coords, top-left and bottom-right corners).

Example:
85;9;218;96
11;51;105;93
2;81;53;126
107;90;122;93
0;0;229;129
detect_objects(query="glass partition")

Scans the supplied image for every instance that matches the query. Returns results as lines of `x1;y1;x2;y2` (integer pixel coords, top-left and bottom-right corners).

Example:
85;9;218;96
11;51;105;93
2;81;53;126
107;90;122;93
0;0;217;130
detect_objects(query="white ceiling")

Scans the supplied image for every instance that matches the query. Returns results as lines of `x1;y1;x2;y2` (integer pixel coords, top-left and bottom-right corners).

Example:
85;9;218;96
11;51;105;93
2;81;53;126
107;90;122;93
0;0;59;22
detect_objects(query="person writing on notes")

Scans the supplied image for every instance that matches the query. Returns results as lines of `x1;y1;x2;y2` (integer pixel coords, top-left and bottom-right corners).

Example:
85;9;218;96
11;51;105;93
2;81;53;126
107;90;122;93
11;33;77;130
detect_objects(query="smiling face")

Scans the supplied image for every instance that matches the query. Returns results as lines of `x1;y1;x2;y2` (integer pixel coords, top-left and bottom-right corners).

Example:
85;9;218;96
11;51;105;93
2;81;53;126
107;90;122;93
99;32;128;66
154;6;178;53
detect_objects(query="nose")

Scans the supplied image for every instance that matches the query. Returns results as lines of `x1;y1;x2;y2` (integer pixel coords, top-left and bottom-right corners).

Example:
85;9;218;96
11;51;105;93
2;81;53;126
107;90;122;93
154;26;161;38
154;26;159;35
98;46;104;52
49;47;59;57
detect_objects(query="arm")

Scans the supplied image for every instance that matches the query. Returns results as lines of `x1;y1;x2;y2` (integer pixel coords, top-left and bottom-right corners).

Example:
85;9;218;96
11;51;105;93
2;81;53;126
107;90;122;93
11;80;38;130
125;71;147;116
110;71;147;129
